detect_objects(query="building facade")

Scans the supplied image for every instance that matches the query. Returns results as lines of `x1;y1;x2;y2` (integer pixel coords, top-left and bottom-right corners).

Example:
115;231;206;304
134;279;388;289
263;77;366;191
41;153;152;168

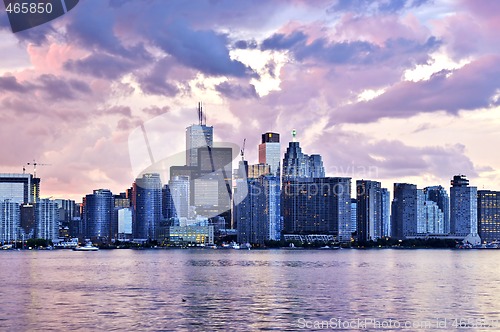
258;132;281;177
356;180;382;242
282;177;351;242
35;199;58;241
132;173;162;241
450;175;478;237
391;183;425;239
84;189;115;241
477;190;500;243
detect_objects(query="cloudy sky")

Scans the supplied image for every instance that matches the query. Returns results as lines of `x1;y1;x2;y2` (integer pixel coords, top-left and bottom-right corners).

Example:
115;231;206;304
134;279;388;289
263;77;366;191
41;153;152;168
1;0;499;201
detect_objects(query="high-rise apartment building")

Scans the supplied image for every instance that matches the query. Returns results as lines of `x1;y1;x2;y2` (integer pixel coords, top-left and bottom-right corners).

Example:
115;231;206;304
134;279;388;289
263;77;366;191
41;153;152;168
477;190;500;243
391;183;425;239
381;188;391;237
356;180;382;242
424;185;450;234
450;175;478;237
0;200;20;243
35;199;58;241
132;173;162;240
83;189;115;241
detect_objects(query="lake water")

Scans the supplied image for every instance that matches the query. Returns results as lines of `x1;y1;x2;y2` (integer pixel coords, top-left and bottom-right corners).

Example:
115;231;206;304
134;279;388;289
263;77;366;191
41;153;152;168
1;249;500;331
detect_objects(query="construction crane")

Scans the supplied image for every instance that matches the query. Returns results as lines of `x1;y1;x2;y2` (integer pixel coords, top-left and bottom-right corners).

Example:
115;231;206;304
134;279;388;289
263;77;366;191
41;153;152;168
26;160;51;178
240;138;246;161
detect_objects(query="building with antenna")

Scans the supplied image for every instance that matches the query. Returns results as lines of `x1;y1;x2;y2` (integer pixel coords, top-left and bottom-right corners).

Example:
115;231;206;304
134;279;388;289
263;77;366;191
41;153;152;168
186;102;213;167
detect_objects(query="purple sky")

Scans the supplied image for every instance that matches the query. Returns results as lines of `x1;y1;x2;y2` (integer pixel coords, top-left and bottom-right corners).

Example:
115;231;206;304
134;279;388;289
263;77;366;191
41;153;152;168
1;0;500;201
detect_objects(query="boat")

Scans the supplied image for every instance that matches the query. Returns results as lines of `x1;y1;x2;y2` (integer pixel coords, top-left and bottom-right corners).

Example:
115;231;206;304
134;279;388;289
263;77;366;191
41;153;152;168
73;242;99;251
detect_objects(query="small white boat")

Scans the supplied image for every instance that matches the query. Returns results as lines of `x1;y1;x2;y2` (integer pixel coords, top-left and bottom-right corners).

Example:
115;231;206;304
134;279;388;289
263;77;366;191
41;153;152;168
73;242;99;251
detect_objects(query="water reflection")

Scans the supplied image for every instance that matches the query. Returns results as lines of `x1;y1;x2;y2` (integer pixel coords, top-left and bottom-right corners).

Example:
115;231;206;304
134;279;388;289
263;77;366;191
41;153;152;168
1;249;500;330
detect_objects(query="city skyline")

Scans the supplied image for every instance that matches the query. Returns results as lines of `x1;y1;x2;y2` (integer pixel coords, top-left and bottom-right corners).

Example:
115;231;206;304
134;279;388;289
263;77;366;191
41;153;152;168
1;1;500;201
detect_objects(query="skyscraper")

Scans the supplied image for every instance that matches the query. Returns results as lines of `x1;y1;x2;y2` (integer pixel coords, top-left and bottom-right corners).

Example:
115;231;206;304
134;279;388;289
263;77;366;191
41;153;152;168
84;189;115;241
424;185;450;233
258;132;281;176
282;177;351;242
356;180;382;242
186;103;213;167
350;198;357;234
35;199;58;241
0;199;20;243
132;173;162;240
450;175;478;237
391;183;424;240
168;176;190;219
477;190;500;243
381;188;391;237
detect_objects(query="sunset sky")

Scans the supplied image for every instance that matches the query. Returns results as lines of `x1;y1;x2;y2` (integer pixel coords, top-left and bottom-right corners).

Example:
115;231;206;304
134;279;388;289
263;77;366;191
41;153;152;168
1;0;499;201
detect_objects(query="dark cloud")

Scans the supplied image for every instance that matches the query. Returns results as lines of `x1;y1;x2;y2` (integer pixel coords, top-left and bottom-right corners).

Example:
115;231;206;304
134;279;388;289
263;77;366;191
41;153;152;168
234;40;258;50
136;57;182;96
261;31;307;51
64;53;139;80
106;105;132;117
38;74;91;101
0;76;33;93
262;31;439;67
142;106;170;116
216;82;257;99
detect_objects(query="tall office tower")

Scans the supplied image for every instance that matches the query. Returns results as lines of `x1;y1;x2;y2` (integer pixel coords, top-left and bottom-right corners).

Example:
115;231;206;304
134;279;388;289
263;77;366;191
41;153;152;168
450;175;478;237
424;185;450;233
186;103;213;167
197;146;233;226
168;176;190;219
247;164;270;179
477;190;500;243
308;155;325;178
391;183;425;240
84;189;115;241
350;198;357;234
0;200;20;243
282;177;351;242
282;138;310;182
235;178;263;245
381;188;391;237
258;132;281;176
422;201;444;233
235;175;281;245
132;173;162;240
35;199;58;241
0;173;40;204
356;180;382;242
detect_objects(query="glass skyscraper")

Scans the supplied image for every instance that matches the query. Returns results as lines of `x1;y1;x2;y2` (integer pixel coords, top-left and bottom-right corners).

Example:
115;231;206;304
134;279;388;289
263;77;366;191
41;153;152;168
282;177;351;242
450;175;478;237
424;185;450;234
391;183;424;239
186;124;213;167
477;190;500;243
132;173;162;240
84;189;115;241
0;199;20;243
356;180;382;242
258;132;281;177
